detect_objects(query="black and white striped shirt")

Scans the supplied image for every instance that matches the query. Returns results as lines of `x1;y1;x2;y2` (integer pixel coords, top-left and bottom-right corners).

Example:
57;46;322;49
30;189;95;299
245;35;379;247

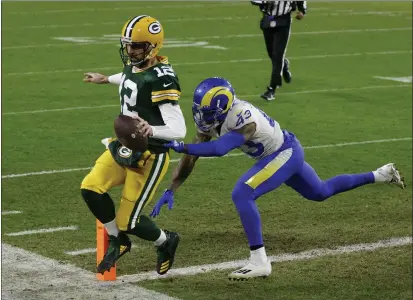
251;1;307;17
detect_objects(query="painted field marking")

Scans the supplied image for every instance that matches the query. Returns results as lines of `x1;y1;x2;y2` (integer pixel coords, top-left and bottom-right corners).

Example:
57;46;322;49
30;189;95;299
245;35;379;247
2;211;23;215
2;237;410;298
4;50;412;76
2;243;179;300
118;236;412;283
3;11;410;30
374;76;412;83
5;226;78;236
65;248;97;256
3;137;411;180
185;27;412;40
2;27;411;51
2;83;410;116
3;2;259;15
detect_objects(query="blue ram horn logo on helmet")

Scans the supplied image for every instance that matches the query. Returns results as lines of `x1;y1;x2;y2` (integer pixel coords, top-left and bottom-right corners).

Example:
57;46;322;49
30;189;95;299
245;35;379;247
192;77;235;131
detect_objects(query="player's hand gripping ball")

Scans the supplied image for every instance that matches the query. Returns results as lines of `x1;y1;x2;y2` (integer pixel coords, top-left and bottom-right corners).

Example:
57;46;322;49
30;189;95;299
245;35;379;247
114;114;148;152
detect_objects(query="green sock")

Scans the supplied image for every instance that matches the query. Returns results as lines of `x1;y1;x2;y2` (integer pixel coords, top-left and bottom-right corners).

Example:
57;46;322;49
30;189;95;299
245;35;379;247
127;215;161;242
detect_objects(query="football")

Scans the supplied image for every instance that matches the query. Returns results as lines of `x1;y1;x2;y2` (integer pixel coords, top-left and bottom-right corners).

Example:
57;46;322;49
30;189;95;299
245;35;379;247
114;114;148;152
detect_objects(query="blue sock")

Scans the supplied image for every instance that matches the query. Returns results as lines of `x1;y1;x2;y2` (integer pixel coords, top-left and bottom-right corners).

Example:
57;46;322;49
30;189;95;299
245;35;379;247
232;183;263;246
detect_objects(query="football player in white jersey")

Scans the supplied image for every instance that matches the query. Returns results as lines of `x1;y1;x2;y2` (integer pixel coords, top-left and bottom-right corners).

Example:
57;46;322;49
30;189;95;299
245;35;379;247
150;77;405;280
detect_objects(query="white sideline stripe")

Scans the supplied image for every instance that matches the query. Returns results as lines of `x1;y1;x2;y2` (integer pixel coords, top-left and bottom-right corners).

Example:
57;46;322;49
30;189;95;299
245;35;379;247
4;50;412;76
2;137;411;180
2;243;180;300
2;27;411;51
65;248;97;256
2;210;23;215
3;83;410;116
5;226;78;236
118;236;412;283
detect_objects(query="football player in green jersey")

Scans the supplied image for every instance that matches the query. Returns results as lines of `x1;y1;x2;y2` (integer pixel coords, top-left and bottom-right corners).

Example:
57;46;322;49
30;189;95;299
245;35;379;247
81;15;186;275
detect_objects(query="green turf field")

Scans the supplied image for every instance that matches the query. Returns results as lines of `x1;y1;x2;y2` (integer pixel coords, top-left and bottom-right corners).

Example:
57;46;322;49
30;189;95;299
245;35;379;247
2;1;412;300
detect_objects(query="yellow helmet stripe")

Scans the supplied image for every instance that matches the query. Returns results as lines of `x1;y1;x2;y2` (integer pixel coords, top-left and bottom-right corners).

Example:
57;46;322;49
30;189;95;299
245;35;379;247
124;15;148;38
200;86;234;112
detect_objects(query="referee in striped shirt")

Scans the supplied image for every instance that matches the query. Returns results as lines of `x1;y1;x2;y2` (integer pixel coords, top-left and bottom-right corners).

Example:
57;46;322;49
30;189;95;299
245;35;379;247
251;1;307;101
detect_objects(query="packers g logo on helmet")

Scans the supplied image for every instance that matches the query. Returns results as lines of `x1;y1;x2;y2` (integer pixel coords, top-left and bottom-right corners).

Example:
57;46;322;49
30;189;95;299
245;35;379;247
119;15;164;66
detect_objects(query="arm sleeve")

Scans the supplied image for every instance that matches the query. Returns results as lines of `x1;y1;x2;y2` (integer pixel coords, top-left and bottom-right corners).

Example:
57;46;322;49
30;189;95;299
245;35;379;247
295;1;307;14
151;103;187;140
185;131;246;157
251;0;267;12
108;73;123;85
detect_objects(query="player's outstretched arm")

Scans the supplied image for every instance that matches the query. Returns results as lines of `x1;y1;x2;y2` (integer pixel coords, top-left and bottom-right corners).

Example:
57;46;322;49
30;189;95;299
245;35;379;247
150;132;211;218
165;123;256;157
168;132;212;192
83;72;122;84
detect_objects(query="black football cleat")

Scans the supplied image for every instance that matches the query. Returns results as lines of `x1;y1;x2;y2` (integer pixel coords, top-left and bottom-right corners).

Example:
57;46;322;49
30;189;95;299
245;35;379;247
282;58;292;83
260;87;275;101
97;232;131;274
156;230;180;275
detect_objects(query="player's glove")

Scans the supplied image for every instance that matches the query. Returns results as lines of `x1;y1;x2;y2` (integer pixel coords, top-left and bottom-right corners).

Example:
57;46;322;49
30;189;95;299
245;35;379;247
164;140;186;153
150;189;174;217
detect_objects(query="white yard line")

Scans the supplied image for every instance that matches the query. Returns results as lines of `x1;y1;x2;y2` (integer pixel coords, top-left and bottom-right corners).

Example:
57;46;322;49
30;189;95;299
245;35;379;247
2;237;411;299
2;12;410;30
4;50;412;76
374;76;412;83
2;211;23;215
2;167;92;178
1;243;179;300
3;83;410;116
187;27;412;40
3;137;410;180
2;16;253;30
242;84;410;98
5;226;78;236
3;2;253;15
118;236;412;283
65;248;97;256
2;27;411;51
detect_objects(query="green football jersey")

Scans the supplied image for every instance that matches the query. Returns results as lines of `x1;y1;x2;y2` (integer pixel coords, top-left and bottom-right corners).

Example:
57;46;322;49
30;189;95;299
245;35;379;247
110;56;181;167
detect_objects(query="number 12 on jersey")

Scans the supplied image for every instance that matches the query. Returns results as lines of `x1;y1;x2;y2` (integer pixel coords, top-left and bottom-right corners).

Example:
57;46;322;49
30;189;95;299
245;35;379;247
119;74;138;115
154;66;175;78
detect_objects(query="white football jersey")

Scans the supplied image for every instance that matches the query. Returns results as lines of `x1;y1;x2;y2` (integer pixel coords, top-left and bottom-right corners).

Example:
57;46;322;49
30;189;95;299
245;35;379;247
201;99;284;160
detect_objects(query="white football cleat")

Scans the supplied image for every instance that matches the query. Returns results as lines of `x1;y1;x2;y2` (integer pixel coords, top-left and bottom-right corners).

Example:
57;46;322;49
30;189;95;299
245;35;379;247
228;260;272;281
374;163;405;189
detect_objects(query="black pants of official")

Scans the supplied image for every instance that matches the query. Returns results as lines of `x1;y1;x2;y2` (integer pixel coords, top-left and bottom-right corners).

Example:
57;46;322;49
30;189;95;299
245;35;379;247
262;20;291;89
